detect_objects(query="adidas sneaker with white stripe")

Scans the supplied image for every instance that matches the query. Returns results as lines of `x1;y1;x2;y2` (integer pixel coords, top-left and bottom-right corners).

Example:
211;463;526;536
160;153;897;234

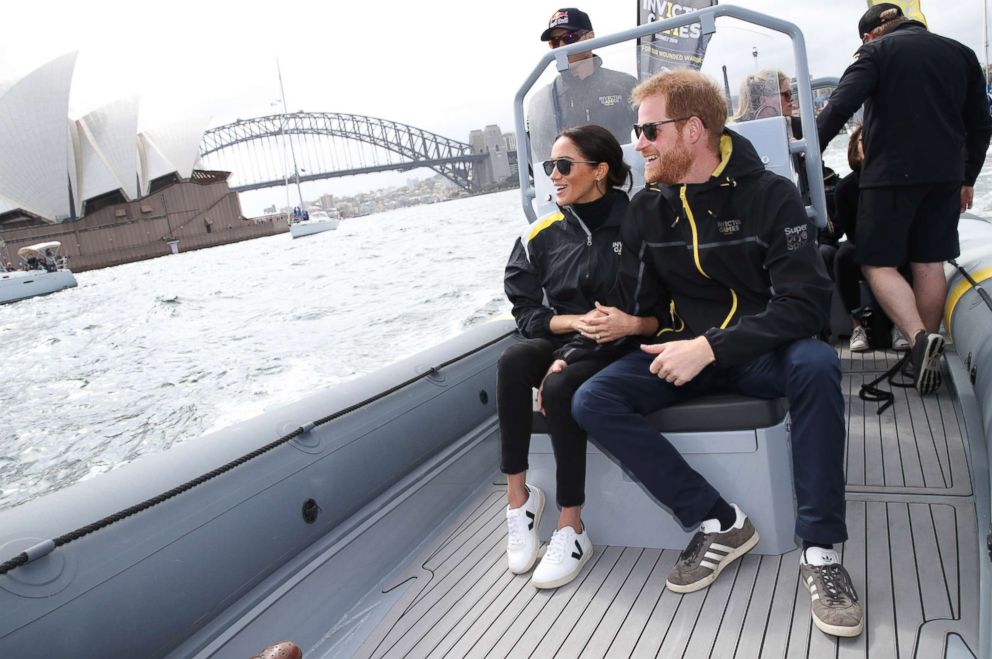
666;504;759;593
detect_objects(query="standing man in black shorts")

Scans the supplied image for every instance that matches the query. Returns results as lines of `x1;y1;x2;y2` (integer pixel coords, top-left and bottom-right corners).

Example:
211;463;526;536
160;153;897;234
817;3;991;394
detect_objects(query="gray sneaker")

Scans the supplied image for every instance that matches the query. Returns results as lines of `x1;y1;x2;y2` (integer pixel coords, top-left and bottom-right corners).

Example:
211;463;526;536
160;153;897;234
666;504;759;593
849;325;870;352
800;547;864;637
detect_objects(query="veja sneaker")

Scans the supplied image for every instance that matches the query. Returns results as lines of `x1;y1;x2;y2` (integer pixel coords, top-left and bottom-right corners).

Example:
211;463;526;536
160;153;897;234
800;547;864;637
910;330;945;394
531;524;592;589
666;504;759;593
891;327;910;351
849;326;870;352
506;485;544;574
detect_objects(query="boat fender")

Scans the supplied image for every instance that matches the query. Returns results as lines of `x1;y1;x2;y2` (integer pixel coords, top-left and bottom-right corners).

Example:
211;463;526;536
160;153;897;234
298;422;316;434
949;259;992;313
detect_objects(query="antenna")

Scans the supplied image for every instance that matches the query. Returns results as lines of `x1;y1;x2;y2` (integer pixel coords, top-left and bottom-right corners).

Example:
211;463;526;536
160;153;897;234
985;0;990;87
277;59;305;209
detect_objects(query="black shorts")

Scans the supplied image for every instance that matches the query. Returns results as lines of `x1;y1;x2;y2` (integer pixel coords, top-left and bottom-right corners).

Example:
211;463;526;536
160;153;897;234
855;183;961;267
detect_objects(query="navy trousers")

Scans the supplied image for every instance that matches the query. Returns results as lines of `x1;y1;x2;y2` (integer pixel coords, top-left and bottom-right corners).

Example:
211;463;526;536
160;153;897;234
571;338;847;545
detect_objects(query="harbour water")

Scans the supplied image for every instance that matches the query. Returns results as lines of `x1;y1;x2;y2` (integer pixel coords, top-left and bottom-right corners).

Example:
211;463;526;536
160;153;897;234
0;191;523;509
2;141;990;511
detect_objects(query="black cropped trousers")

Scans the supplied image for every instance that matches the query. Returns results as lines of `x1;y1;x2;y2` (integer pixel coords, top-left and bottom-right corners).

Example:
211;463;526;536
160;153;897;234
497;337;614;507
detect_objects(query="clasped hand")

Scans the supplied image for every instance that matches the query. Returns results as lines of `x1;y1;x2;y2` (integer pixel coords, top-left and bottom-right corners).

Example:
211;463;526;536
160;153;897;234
574;302;635;344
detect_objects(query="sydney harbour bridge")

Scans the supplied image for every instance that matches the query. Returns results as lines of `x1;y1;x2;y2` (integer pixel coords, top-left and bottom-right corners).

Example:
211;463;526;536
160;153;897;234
198;112;499;193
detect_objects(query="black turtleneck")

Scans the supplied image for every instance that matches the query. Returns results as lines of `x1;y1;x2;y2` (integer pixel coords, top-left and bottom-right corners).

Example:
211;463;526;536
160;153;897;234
567;190;616;232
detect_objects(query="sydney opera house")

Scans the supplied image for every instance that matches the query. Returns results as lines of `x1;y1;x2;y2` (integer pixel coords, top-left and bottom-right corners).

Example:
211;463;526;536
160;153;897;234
0;54;283;271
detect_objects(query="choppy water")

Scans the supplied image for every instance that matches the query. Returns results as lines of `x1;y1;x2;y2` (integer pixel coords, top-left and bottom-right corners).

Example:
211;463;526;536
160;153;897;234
2;140;990;511
0;191;524;509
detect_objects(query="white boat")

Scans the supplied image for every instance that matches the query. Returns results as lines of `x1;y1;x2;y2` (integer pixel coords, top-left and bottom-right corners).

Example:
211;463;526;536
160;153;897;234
0;241;77;305
289;208;341;238
1;7;990;658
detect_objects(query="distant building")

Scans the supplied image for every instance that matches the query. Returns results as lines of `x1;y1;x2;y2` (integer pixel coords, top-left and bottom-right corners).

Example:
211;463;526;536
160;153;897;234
0;53;211;226
468;124;517;188
0;53;266;271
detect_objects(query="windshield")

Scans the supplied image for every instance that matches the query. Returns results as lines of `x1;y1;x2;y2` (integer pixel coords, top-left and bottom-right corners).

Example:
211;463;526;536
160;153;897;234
521;9;826;225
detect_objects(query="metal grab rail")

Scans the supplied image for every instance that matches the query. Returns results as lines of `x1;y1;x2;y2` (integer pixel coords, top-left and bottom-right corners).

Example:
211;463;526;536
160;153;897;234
513;4;829;229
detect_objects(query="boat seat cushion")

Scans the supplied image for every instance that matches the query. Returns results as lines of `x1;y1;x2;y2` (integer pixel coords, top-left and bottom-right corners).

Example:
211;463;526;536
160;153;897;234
531;393;788;434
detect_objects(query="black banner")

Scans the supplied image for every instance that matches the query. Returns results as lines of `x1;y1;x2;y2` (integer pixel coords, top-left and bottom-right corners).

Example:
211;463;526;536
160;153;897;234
637;1;717;77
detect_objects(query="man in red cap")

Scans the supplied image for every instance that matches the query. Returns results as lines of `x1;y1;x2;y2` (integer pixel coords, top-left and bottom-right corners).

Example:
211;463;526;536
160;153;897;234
528;8;638;162
817;3;991;396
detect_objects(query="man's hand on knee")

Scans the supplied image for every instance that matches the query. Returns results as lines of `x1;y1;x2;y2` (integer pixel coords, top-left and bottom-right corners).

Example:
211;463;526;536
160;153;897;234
642;337;715;386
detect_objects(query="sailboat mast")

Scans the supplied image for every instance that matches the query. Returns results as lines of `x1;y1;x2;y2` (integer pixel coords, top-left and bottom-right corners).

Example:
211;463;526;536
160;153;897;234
277;59;305;210
984;0;990;87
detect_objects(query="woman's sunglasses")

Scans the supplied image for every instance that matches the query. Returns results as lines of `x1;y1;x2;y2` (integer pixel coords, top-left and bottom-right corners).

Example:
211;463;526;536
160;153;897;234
542;158;597;176
548;30;588;48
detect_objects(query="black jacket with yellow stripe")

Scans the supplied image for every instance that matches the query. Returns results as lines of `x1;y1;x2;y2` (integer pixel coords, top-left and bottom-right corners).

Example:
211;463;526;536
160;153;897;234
505;189;662;363
620;129;832;367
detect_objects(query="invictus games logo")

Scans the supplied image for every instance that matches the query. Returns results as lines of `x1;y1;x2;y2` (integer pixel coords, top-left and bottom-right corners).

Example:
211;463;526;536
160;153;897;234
599;95;623;107
717;219;741;235
613;241;623;255
784;224;809;251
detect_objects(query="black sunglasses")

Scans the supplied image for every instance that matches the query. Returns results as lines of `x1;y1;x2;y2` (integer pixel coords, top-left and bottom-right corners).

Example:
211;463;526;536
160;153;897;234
548;30;588;48
780;89;794;101
632;117;693;141
542;158;597;176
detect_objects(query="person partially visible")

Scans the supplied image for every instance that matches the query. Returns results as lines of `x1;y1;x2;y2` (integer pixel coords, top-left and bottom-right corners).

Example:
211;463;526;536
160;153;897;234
527;8;638;162
817;3;992;393
834;125;870;351
731;69;799;139
250;640;302;659
833;125;910;352
572;69;862;638
43;249;57;273
500;124;662;589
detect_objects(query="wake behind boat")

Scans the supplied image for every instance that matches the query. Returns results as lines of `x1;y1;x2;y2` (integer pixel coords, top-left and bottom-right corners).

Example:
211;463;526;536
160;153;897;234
289;207;340;238
0;6;990;658
0;241;77;305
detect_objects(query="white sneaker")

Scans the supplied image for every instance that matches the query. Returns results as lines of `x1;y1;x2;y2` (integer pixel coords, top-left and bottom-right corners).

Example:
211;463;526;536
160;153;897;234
506;485;544;574
891;327;910;351
531;524;592;589
849;326;869;352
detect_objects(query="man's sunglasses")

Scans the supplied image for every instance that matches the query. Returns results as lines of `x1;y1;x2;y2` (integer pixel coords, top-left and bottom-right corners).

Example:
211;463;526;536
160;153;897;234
548;30;588;48
632;117;693;141
542;158;598;176
780;89;794;101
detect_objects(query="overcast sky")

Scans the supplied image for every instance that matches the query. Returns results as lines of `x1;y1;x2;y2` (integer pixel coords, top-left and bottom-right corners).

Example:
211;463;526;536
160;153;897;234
1;1;988;208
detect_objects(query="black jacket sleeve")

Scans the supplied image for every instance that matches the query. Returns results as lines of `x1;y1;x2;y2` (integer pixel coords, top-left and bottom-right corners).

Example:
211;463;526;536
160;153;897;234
504;237;554;339
704;179;833;366
962;49;992;186
615;209;668;325
817;50;878;151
